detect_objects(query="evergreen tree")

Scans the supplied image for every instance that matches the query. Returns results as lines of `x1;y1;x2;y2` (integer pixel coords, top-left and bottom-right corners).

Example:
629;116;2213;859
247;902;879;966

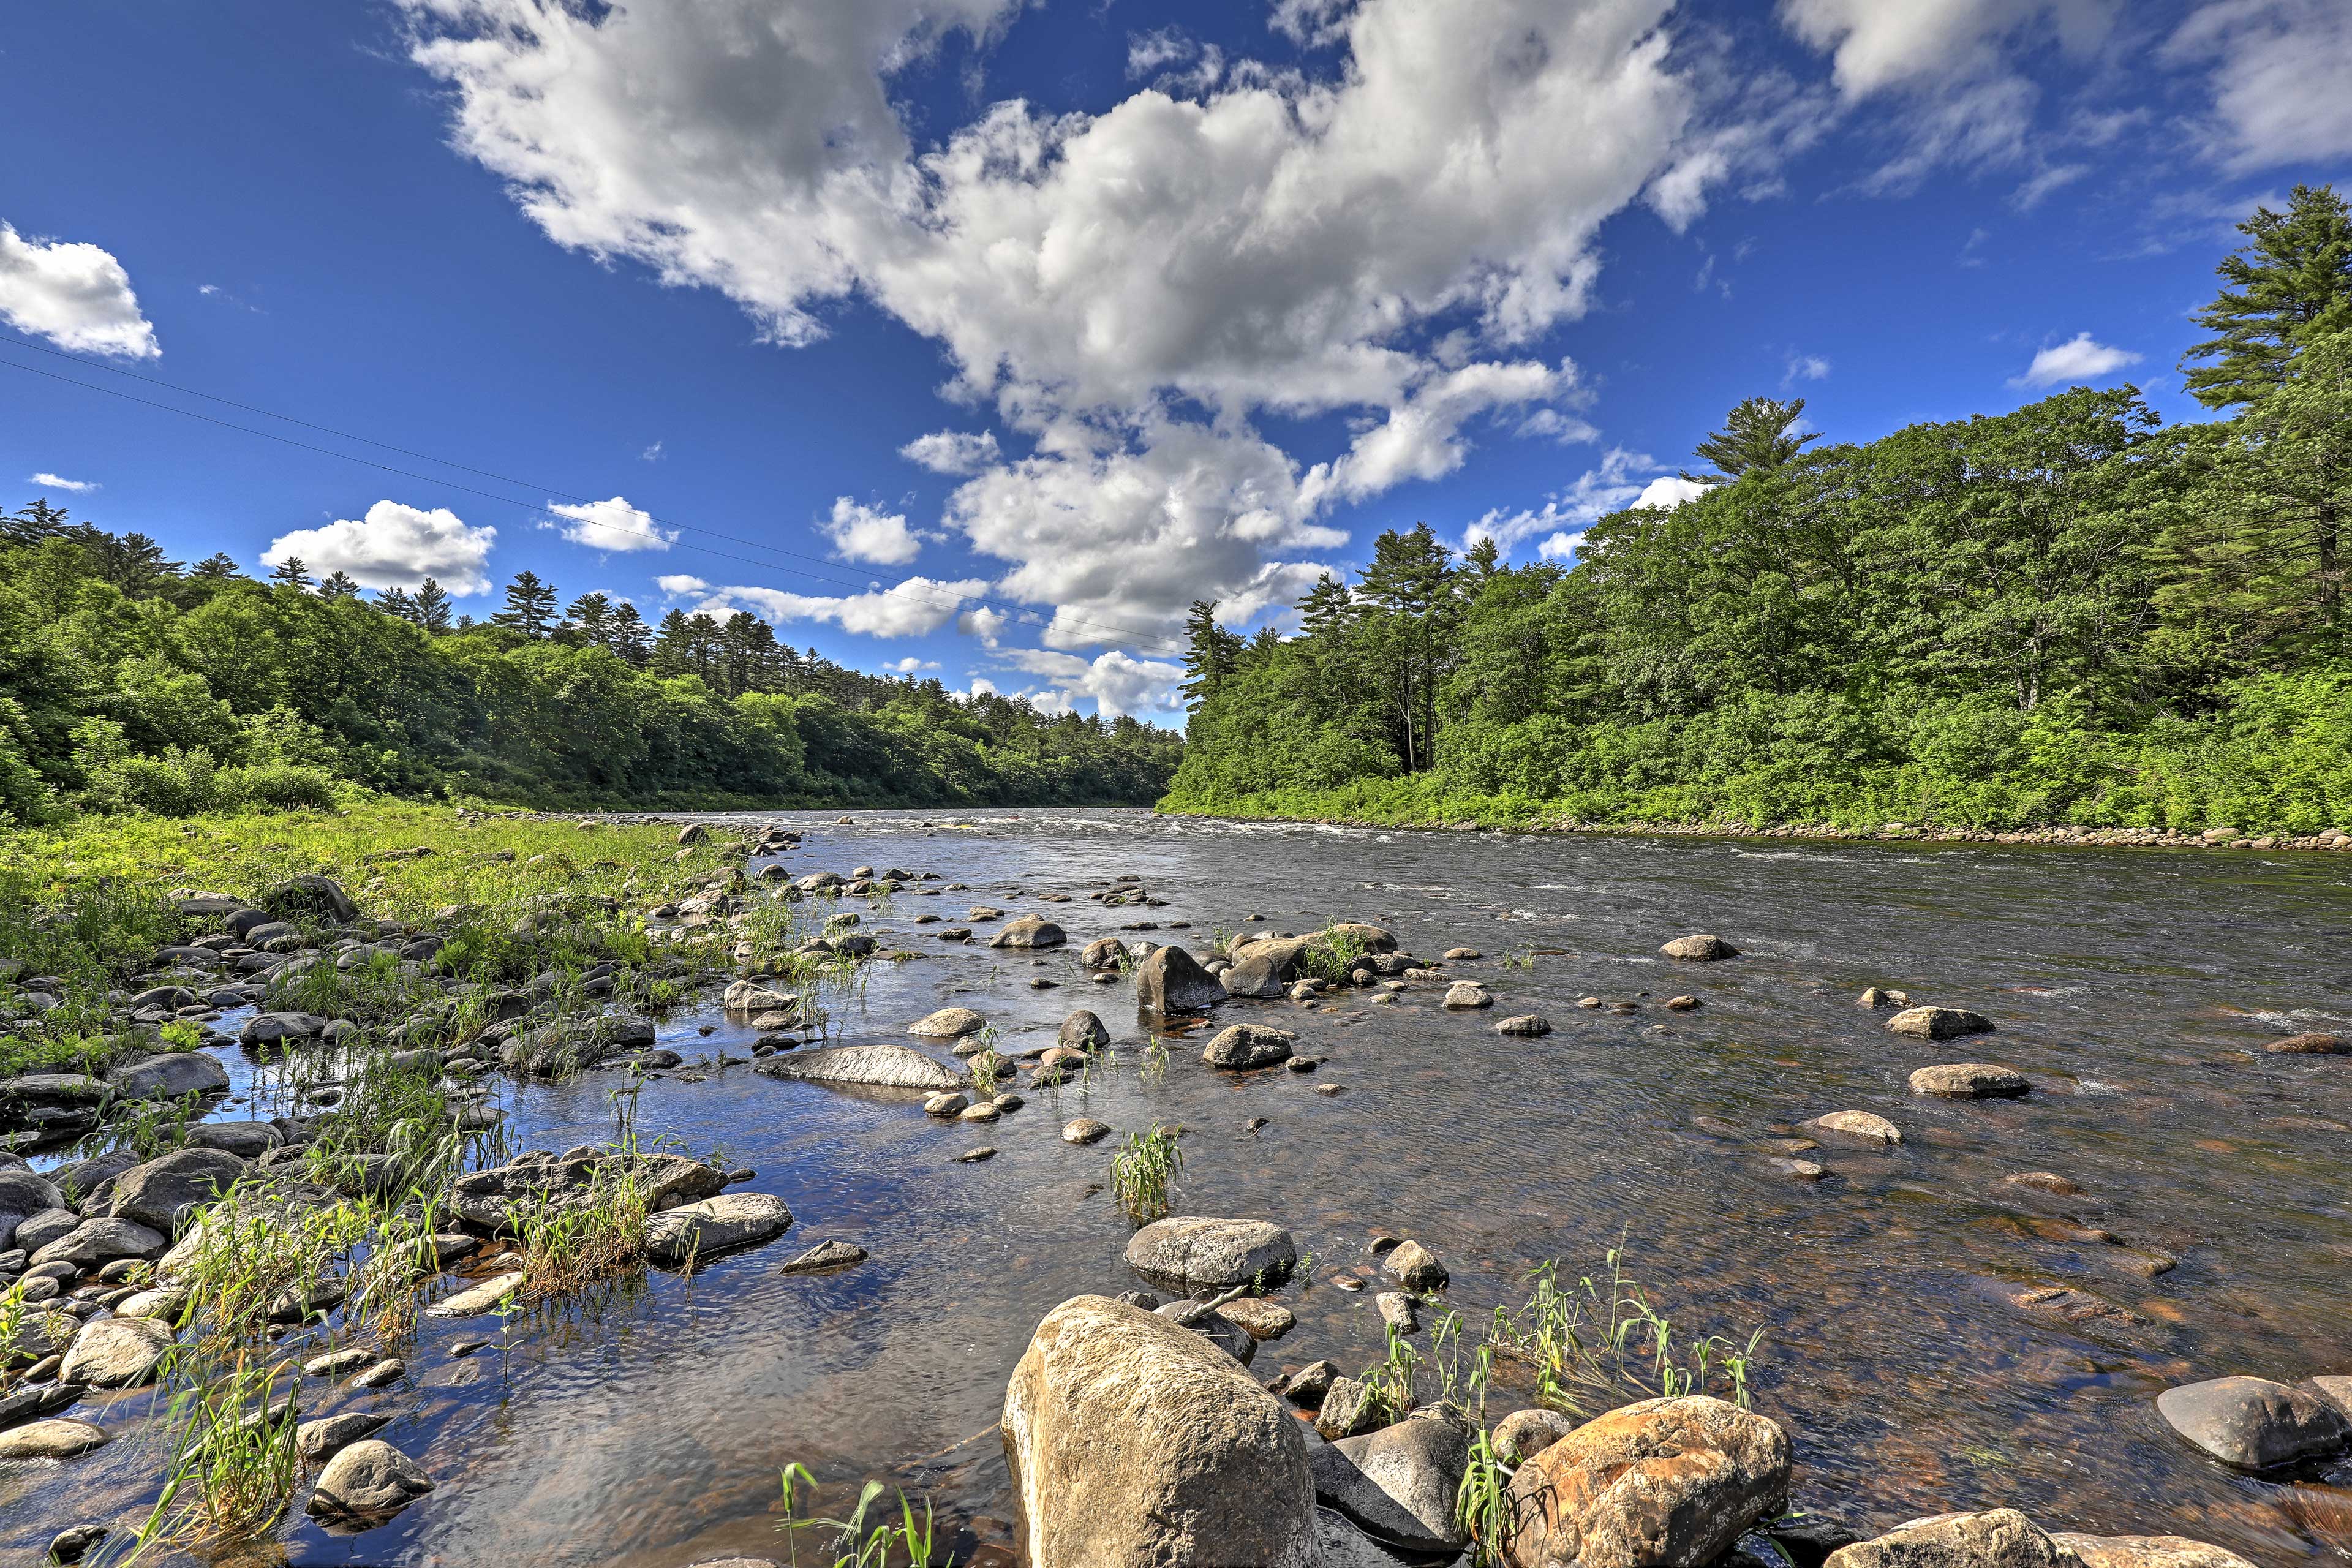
267;556;313;590
414;578;453;634
375;586;420;622
2184;184;2352;410
652;608;695;676
4;498;71;546
190;552;243;582
1357;524;1461;770
318;570;363;600
567;592;614;649
491;570;558;637
1179;600;1242;707
1298;573;1358;640
609;601;652;664
1683;397;1822;484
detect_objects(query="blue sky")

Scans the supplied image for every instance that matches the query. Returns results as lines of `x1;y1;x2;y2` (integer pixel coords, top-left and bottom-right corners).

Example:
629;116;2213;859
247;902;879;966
4;0;2348;724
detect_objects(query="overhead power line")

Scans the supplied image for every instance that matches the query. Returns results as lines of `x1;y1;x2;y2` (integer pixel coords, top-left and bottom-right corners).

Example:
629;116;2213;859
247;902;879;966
0;330;1195;659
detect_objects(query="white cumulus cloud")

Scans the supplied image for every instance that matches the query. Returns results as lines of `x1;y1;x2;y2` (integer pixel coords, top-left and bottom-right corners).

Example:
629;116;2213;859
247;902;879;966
2166;0;2352;172
655;574;710;597
2013;331;2142;388
0;222;159;359
1465;449;1688;558
544;494;676;552
998;647;1187;718
262;500;497;595
28;472;97;493
883;656;941;674
820;497;927;565
899;429;1002;475
693;576;991;639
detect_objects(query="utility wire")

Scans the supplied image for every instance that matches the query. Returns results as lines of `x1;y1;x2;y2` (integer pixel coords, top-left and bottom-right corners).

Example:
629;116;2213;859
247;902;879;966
0;331;1197;658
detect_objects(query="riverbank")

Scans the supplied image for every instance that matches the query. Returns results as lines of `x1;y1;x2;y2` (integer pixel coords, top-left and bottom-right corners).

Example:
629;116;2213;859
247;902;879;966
1159;789;2352;854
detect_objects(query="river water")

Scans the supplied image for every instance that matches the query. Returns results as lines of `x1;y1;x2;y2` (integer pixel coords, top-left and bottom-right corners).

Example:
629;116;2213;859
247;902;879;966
9;809;2352;1567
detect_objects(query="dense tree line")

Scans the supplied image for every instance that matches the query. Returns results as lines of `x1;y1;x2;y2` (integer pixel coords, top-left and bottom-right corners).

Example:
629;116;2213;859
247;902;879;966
0;517;1181;821
1169;186;2352;834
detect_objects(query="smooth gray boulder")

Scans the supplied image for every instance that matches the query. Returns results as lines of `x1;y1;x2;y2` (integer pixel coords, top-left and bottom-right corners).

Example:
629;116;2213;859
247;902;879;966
1204;1024;1295;1069
644;1192;793;1264
448;1148;724;1231
756;1043;962;1091
108;1148;250;1235
1220;938;1314;998
1310;1405;1472;1553
59;1316;175;1388
1125;1216;1297;1289
1058;1010;1110;1052
1825;1509;2064;1568
1660;933;1738;961
1003;1295;1318;1568
1136;946;1226;1014
13;1207;81;1254
2156;1376;2352;1469
1909;1063;2031;1098
307;1439;432;1520
32;1216;167;1269
110;1052;229;1101
989;914;1065;949
298;1411;394;1463
909;1007;987;1038
1887;1006;1995;1040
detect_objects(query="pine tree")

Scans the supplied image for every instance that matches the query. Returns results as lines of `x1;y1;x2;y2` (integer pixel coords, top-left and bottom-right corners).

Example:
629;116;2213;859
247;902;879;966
414;578;453;634
4;498;71;545
567;592;613;649
318;570;363;600
2183;184;2352;411
1357;524;1463;771
609;601;652;664
190;552;243;581
1298;573;1358;640
375;586;420;622
1683;397;1822;484
267;556;313;590
491;570;558;637
1179;600;1242;706
652;608;695;676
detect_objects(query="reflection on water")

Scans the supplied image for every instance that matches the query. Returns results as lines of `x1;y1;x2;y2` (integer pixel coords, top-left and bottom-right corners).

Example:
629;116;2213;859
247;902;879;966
8;810;2352;1566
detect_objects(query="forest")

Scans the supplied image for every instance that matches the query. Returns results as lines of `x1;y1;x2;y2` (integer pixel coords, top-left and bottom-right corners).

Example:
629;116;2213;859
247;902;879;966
1167;186;2352;835
0;523;1182;820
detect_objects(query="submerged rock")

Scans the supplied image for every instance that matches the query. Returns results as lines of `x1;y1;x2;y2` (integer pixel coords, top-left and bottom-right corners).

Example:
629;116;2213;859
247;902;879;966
778;1240;867;1275
1504;1395;1790;1568
1803;1110;1903;1145
1003;1294;1319;1568
1125;1216;1297;1289
1660;934;1738;962
2053;1532;2258;1568
2265;1032;2348;1054
308;1439;433;1521
757;1044;963;1091
1825;1509;2062;1568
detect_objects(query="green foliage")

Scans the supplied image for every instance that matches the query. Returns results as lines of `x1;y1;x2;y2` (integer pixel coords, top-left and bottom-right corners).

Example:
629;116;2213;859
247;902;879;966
0;518;1180;816
1173;202;2352;837
778;1464;951;1567
1495;1253;1762;1417
1109;1122;1184;1224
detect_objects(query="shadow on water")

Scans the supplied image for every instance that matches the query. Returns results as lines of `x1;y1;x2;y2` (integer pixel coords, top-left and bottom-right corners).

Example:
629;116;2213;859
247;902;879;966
9;809;2352;1565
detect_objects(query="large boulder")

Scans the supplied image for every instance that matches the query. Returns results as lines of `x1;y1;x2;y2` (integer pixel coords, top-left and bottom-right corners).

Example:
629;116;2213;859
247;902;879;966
756;1044;962;1091
990;914;1066;949
1136;946;1226;1014
1886;1006;1994;1041
59;1316;175;1388
1220;938;1315;999
910;1007;987;1038
307;1439;433;1520
448;1148;726;1232
108;1147;250;1235
1311;1404;1473;1553
15;1207;86;1254
241;1012;325;1047
1909;1063;2030;1098
1825;1509;2062;1568
110;1052;230;1102
1058;1011;1110;1052
1660;935;1737;962
644;1193;793;1264
1;1166;66;1235
1203;1024;1296;1069
2155;1376;2352;1469
2052;1534;2257;1568
1504;1395;1790;1568
1003;1294;1319;1568
1125;1216;1297;1289
263;874;359;923
0;1419;111;1460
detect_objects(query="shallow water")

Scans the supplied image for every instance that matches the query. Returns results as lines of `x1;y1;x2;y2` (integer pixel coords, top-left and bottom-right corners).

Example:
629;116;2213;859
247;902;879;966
10;809;2352;1566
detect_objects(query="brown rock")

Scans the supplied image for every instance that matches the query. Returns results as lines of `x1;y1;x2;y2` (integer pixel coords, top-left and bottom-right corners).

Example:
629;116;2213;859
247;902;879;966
1825;1509;2061;1568
2052;1534;2257;1568
1504;1395;1790;1567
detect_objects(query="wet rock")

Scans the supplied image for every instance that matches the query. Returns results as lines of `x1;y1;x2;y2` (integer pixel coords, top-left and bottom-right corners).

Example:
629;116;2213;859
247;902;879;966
2004;1171;2082;1195
1493;1406;1577;1464
646;1192;793;1264
2266;1032;2348;1054
1766;1517;1862;1567
2051;1533;2258;1568
189;1121;282;1159
990;914;1065;949
925;1093;971;1118
1772;1158;1827;1180
723;981;796;1014
1136;945;1227;1015
110;1052;231;1102
1909;1063;2031;1098
352;1357;404;1389
2155;1376;2352;1469
1886;1006;1994;1041
1003;1294;1316;1567
427;1272;526;1317
1317;1376;1380;1439
960;1102;1001;1124
242;1011;325;1046
1823;1509;2062;1568
1315;1405;1474;1553
47;1525;108;1564
58;1316;174;1387
298;1411;394;1463
1081;935;1128;969
448;1148;724;1231
1204;1024;1296;1070
1156;1298;1258;1365
1376;1291;1420;1333
1284;1360;1337;1406
1125;1216;1298;1289
1385;1240;1447;1291
308;1438;433;1521
1;1165;66;1233
1445;948;1482;960
306;1347;374;1375
757;1044;963;1091
1856;988;1910;1008
1496;1014;1553;1037
911;1006;987;1038
1802;1111;1903;1145
1058;1011;1111;1052
1661;934;1738;962
0;1417;109;1460
1063;1118;1112;1144
1504;1395;1791;1568
31;1216;167;1270
1216;1297;1295;1341
1665;994;1702;1011
955;1147;997;1163
779;1240;867;1275
1443;981;1494;1009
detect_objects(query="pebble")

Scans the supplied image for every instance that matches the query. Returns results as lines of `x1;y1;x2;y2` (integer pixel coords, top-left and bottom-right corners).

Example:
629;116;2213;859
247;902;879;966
956;1147;997;1163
